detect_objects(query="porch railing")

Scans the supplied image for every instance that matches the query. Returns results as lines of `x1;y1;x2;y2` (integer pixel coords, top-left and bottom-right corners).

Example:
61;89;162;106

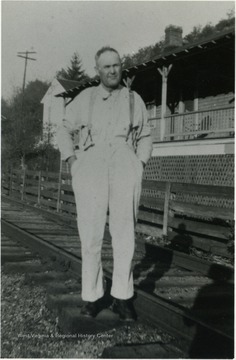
150;106;234;141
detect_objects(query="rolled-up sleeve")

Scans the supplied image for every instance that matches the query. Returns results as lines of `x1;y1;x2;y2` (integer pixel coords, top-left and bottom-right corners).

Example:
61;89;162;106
135;94;153;164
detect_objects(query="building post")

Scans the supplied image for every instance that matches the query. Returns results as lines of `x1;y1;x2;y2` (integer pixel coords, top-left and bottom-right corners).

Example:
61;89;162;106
178;89;185;140
57;163;62;213
163;182;171;237
37;171;41;205
158;65;172;141
194;89;199;132
21;167;26;201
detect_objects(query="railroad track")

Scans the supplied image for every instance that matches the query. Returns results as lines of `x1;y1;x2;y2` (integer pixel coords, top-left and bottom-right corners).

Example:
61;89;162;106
1;196;234;358
1;210;185;358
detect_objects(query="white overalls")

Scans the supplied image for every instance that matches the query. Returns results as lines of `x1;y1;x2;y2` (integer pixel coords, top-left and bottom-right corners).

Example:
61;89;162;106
57;84;152;301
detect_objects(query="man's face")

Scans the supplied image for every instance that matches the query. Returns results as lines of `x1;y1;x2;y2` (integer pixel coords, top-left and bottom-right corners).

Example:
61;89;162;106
95;51;122;91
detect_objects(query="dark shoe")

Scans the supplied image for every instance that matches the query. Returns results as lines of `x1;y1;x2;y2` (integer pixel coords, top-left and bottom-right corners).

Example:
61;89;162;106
80;300;100;318
112;298;137;322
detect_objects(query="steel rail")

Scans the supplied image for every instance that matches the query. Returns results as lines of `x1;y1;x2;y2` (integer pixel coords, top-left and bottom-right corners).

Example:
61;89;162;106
1;217;234;357
2;195;233;279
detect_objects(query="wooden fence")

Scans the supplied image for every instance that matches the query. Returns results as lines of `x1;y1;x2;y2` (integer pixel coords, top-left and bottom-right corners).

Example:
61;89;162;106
1;168;234;259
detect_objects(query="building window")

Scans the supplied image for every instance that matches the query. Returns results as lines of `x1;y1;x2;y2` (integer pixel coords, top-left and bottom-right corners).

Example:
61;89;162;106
146;101;156;118
184;100;194;112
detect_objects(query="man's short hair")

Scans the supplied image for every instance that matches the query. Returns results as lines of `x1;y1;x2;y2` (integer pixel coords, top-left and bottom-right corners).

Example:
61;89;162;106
95;46;120;64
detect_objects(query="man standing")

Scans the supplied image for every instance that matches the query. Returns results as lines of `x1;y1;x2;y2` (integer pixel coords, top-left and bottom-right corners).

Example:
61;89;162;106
57;47;152;321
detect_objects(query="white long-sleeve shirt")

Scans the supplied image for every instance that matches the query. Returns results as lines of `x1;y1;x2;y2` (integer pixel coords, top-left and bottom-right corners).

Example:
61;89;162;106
57;84;153;164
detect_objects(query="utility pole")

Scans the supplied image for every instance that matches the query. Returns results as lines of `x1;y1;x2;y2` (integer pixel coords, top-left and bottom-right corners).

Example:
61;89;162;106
17;50;37;169
17;51;37;104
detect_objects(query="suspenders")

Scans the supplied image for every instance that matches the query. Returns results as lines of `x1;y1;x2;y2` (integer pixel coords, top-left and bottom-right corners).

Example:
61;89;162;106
124;76;142;150
80;80;140;151
125;90;135;142
83;87;98;150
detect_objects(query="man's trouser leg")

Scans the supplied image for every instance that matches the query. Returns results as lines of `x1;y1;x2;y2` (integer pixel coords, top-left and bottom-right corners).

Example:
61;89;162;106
109;146;143;300
72;149;109;301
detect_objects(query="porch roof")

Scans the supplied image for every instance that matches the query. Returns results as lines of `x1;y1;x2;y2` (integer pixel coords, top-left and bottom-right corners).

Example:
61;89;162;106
55;28;235;100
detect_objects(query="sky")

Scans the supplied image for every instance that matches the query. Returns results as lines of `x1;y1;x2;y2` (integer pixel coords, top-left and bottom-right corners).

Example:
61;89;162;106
1;0;234;100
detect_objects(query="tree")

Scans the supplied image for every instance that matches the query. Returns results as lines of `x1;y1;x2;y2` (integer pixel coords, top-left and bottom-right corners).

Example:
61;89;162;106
199;23;215;40
215;9;235;32
1;98;10;119
184;25;203;44
184;12;235;44
122;42;163;69
122;12;235;68
28;121;60;171
1;79;49;169
57;52;91;82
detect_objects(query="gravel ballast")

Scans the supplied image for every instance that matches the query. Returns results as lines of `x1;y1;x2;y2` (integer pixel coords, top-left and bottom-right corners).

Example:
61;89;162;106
1;266;177;358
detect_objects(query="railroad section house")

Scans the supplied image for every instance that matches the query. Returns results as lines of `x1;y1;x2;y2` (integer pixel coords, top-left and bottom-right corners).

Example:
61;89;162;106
41;78;81;147
41;27;234;190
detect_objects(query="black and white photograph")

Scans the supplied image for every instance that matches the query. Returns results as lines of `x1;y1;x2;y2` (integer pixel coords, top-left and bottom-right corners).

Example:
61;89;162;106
1;0;235;358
